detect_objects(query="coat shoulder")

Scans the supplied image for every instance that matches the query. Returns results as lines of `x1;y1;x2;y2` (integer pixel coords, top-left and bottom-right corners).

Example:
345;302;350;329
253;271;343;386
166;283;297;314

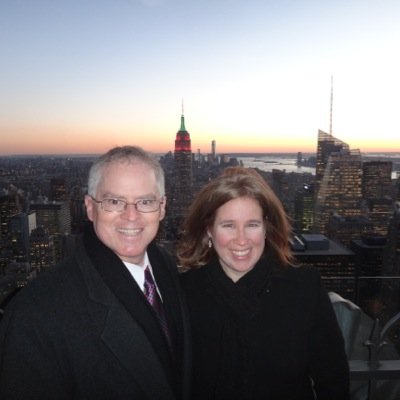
285;264;322;286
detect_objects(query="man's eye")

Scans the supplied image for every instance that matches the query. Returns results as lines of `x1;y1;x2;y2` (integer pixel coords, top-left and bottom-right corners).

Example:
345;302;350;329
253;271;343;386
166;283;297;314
141;199;154;205
106;198;121;205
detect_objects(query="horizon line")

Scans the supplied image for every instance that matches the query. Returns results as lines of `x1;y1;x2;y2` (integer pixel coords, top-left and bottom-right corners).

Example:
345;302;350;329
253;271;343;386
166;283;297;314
1;151;400;158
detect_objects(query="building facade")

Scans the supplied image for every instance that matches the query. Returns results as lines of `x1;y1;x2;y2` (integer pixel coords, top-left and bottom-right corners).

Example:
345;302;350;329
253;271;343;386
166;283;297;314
314;130;362;234
171;113;193;236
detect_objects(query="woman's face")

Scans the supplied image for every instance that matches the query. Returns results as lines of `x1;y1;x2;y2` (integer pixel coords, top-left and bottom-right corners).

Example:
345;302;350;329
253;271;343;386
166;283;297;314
208;196;266;282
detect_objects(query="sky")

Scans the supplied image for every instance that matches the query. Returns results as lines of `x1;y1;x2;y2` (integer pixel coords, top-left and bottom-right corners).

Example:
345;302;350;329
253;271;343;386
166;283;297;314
1;0;399;156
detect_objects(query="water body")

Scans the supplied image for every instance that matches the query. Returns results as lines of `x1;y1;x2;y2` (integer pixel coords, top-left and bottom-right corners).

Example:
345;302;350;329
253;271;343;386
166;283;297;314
238;154;399;179
238;156;315;175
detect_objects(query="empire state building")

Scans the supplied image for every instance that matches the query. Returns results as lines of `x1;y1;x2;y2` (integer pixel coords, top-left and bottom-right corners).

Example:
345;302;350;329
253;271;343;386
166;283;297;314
172;112;193;229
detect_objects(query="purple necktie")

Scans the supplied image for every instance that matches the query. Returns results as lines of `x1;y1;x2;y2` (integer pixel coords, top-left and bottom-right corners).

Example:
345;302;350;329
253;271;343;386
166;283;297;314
143;267;171;347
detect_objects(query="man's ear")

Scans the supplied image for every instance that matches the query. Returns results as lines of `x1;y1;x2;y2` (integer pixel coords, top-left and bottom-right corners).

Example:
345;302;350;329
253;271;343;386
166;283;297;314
159;196;166;221
84;195;94;222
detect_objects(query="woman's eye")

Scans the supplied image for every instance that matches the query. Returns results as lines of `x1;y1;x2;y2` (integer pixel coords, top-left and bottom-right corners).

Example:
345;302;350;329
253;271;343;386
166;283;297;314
221;223;234;228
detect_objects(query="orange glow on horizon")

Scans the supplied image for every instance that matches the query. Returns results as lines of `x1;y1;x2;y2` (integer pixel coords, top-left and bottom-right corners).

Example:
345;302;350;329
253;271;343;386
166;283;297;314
1;142;398;156
1;125;398;156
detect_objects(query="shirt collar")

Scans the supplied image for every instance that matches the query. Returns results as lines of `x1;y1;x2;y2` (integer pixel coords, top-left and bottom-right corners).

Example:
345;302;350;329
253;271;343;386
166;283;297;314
123;252;151;291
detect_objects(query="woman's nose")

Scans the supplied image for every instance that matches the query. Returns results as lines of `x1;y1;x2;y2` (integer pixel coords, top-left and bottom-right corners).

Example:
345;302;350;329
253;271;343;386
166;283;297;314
235;228;247;244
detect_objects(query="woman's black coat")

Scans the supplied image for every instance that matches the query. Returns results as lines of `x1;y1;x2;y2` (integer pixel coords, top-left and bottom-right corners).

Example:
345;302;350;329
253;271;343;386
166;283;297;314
180;252;350;400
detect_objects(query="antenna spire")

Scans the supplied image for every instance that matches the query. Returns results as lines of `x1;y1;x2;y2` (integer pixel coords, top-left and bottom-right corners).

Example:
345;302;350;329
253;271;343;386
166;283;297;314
179;100;186;131
329;75;333;135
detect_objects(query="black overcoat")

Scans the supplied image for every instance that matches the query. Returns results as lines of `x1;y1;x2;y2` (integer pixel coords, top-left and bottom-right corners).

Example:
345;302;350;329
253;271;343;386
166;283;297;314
180;253;350;400
0;226;191;400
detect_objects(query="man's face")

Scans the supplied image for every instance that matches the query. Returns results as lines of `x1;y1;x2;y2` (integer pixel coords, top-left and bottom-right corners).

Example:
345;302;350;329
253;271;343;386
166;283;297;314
85;161;165;266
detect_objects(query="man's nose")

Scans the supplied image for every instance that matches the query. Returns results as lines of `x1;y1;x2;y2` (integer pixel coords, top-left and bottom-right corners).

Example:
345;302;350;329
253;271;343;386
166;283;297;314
122;203;140;219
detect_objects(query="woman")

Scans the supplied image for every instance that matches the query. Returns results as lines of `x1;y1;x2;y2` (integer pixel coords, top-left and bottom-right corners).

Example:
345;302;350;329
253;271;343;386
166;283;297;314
177;166;349;400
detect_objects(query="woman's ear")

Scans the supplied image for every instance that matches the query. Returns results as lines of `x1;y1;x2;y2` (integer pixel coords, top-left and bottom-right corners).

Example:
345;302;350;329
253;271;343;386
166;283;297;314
206;230;213;248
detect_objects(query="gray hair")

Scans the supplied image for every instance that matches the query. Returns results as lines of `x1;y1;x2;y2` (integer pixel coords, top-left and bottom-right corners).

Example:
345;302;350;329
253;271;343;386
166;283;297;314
87;146;165;197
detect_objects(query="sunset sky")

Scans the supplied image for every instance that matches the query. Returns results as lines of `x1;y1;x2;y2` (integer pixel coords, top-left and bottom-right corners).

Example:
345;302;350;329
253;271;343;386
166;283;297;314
1;0;399;156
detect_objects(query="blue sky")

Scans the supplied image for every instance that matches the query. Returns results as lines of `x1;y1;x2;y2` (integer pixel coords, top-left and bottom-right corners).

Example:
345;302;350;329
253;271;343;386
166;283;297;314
1;0;399;155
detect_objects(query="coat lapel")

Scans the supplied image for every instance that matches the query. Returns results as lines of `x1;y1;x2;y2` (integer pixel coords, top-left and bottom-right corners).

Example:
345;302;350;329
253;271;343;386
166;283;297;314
148;242;192;400
75;234;176;400
101;301;175;400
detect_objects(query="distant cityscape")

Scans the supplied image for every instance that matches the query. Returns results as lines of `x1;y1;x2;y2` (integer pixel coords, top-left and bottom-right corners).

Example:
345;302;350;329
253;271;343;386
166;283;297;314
1;114;400;348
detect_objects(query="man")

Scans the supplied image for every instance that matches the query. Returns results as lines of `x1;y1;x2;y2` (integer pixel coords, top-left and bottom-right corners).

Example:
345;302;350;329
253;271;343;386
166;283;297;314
0;146;191;399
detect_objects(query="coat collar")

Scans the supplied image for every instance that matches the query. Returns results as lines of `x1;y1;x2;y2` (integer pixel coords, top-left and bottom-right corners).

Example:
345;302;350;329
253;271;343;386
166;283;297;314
203;251;296;318
74;224;177;400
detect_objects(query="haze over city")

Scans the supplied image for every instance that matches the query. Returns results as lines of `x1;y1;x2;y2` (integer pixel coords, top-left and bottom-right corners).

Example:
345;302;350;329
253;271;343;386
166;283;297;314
1;0;399;156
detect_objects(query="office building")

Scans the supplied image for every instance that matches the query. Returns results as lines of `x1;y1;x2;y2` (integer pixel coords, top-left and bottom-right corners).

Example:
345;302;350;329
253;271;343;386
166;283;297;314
362;161;394;237
30;201;71;263
350;234;387;314
50;178;68;201
326;214;373;248
291;233;356;300
0;191;26;273
362;161;393;199
314;130;362;234
364;197;394;237
294;183;314;233
9;212;37;263
30;226;56;273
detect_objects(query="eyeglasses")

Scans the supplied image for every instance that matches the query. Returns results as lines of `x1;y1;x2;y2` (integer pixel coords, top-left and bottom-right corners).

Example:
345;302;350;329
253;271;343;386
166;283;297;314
90;196;163;213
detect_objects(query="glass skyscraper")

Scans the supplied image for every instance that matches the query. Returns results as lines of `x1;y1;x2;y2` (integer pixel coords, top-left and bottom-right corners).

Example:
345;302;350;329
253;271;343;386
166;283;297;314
314;130;362;234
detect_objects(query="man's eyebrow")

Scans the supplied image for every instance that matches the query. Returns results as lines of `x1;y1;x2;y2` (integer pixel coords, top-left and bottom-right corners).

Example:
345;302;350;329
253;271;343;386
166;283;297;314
99;193;158;199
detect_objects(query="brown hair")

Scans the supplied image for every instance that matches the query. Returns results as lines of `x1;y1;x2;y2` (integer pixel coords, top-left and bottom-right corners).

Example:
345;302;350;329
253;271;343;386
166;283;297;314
176;166;294;269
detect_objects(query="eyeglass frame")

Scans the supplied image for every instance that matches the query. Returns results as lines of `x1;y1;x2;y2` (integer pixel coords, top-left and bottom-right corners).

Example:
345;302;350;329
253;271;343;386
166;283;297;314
89;195;164;213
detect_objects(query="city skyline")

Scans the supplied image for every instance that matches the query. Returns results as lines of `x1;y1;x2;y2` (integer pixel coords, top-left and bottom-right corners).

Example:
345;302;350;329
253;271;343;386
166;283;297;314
1;0;400;156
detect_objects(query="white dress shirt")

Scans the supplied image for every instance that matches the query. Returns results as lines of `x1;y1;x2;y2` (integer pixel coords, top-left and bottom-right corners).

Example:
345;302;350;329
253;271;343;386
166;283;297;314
123;253;163;300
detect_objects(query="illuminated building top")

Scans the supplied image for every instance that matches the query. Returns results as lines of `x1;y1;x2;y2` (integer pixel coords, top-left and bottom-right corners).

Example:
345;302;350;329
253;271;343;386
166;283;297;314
175;114;191;152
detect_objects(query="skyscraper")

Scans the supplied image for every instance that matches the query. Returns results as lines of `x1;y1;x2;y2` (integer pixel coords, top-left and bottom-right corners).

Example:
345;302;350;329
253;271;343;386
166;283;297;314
362;161;393;237
315;130;349;196
9;212;36;263
314;130;362;234
211;140;216;162
0;190;26;273
29;226;56;273
172;112;192;234
30;201;71;263
327;214;373;248
365;198;394;237
294;183;314;233
382;203;400;277
362;161;393;199
50;178;68;201
350;234;387;314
